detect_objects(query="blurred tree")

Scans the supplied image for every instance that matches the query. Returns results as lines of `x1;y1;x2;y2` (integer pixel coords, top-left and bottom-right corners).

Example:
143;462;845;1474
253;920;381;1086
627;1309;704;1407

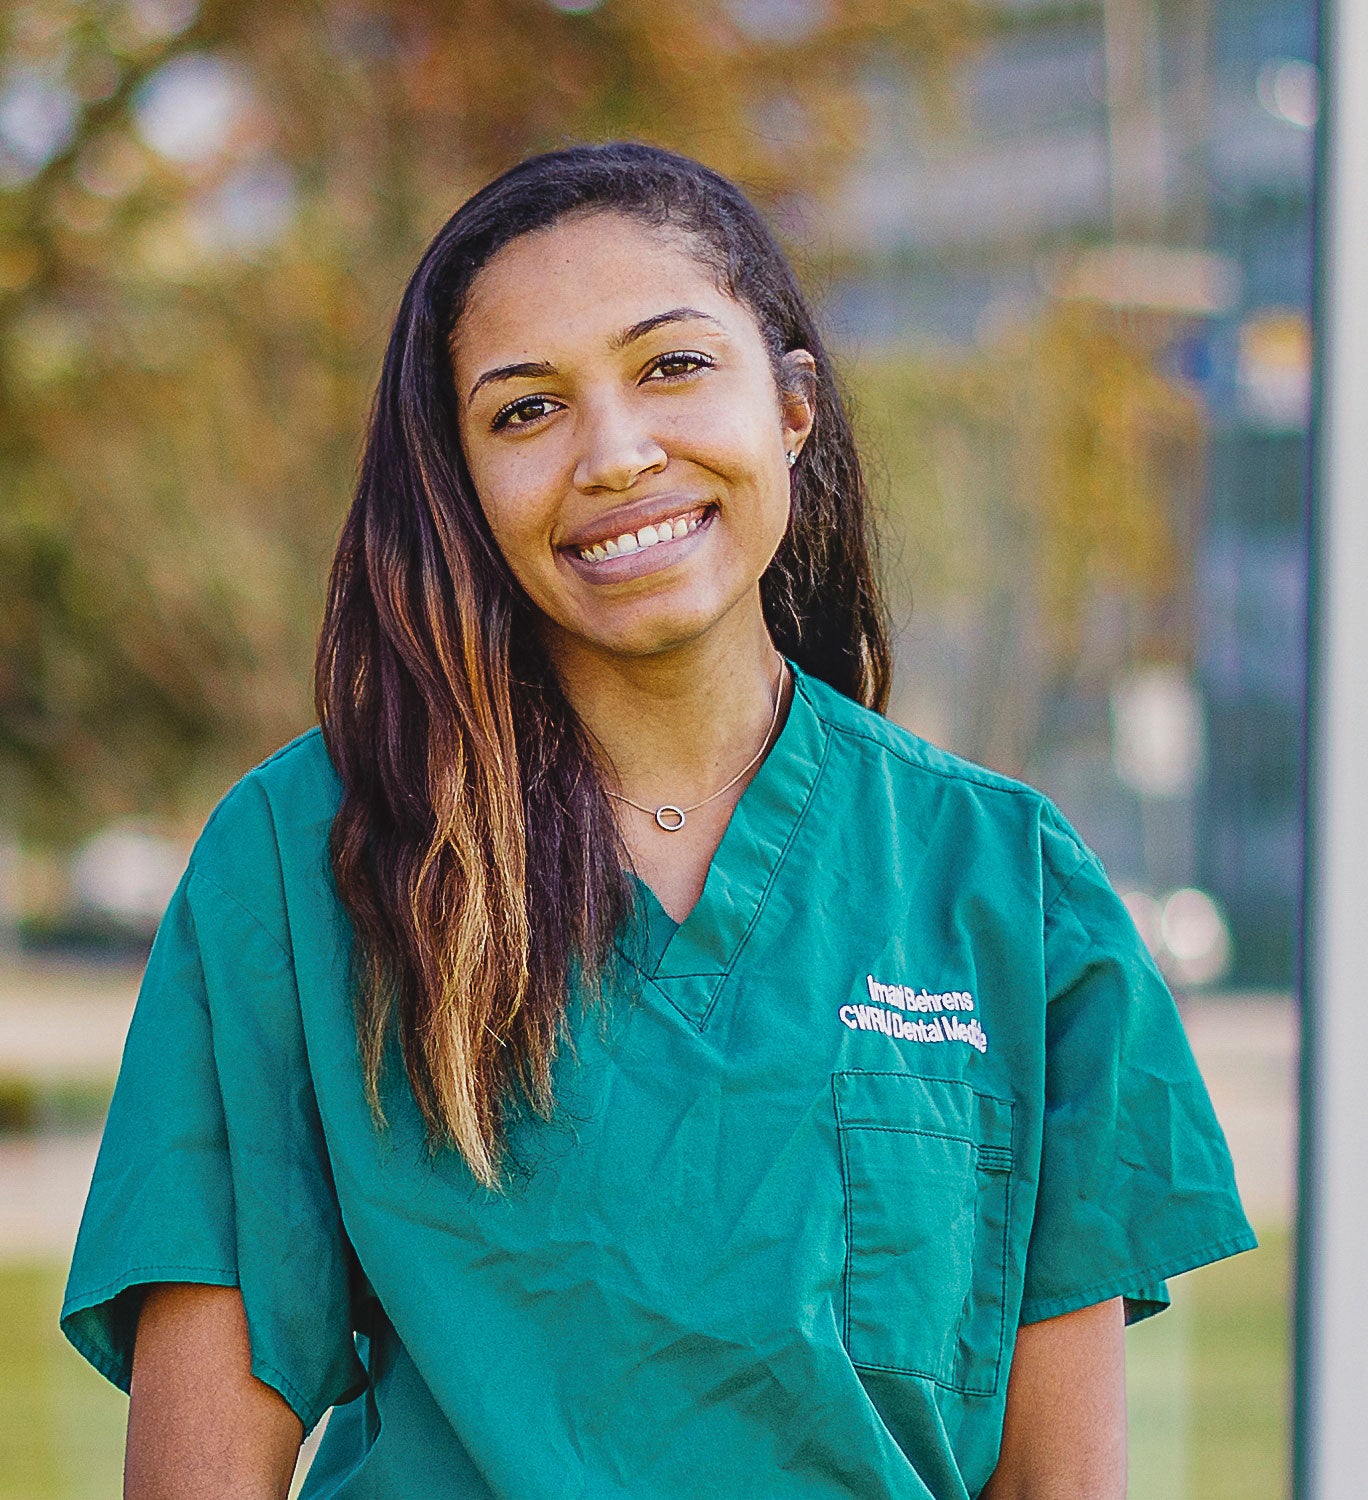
0;0;1196;842
0;0;984;842
852;300;1203;775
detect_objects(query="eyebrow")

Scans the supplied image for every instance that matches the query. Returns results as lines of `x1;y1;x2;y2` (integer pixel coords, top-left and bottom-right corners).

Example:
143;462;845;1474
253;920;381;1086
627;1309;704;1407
609;306;724;351
465;307;724;404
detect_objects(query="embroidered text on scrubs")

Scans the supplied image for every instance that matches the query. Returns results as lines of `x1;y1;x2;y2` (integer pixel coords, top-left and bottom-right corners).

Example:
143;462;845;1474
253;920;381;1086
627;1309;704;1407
863;976;975;1013
839;1003;989;1053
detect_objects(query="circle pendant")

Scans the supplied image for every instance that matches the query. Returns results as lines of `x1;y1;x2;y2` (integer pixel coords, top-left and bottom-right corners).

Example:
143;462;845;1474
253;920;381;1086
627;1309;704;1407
654;805;687;832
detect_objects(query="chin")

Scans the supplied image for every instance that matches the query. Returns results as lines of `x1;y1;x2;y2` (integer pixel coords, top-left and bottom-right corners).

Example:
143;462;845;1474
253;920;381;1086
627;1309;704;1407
577;594;740;661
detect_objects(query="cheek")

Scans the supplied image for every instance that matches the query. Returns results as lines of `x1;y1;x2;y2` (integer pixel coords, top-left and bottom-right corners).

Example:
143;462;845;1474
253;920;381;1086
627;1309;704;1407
674;390;789;515
465;451;560;572
680;376;777;455
703;418;791;542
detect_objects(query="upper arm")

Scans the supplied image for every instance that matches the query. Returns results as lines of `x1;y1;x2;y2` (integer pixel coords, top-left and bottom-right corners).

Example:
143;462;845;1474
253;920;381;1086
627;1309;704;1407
127;1283;303;1500
1020;810;1256;1324
979;1296;1126;1500
61;843;366;1432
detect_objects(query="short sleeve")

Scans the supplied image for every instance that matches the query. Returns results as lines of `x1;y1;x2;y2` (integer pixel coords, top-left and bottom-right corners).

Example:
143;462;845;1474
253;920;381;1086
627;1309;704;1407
1018;811;1257;1326
60;859;366;1431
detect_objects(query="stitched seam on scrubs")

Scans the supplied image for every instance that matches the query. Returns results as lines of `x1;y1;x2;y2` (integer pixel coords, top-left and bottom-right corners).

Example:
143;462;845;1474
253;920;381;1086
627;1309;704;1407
820;713;1099;927
66;1342;129;1394
640;970;702;1027
842;1115;1016;1382
693;724;835;1026
989;1169;1013;1393
835;1071;1016;1149
846;1357;1003;1394
839;1123;983;1148
612;936;654;982
251;1355;320;1430
61;1266;239;1393
834;1076;1016;1396
1040;848;1095;921
66;1266;337;1429
690;722;835;993
820;720;1040;801
65;1263;240;1305
1017;1228;1259;1324
833;1073;855;1364
240;724;325;776
845;1171;1013;1395
189;866;293;962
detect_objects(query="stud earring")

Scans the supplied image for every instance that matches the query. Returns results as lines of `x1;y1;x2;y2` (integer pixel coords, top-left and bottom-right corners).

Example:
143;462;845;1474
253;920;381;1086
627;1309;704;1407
786;449;797;469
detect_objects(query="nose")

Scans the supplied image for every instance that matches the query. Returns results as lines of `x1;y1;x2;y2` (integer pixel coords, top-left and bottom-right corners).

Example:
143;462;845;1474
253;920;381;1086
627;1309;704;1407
572;395;667;493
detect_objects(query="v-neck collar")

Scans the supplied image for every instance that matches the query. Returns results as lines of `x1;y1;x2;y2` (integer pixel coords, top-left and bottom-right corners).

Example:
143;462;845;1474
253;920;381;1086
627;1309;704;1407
621;659;831;1028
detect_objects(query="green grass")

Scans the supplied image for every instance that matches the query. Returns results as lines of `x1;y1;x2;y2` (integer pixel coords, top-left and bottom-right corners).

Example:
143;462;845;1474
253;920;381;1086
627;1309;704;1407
1129;1224;1291;1500
0;1263;127;1500
1;1231;1291;1499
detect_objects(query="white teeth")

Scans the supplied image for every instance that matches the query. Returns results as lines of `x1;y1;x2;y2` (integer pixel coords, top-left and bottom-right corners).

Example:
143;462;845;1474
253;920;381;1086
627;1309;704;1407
580;511;705;561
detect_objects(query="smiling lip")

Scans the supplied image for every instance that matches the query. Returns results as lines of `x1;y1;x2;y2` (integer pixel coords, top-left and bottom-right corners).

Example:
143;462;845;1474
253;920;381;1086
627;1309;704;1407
570;506;708;563
560;499;717;584
560;496;714;560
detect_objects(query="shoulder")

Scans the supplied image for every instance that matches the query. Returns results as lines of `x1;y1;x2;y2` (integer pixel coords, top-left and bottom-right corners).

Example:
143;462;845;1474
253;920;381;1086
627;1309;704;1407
798;669;1037;799
794;668;1094;907
187;727;341;933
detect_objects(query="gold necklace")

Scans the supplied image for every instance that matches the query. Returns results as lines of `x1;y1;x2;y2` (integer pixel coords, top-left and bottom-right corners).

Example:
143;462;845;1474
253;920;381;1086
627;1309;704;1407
606;659;788;832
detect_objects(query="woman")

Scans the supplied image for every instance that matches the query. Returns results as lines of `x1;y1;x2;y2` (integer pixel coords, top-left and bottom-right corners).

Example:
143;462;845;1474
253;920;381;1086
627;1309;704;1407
62;143;1254;1499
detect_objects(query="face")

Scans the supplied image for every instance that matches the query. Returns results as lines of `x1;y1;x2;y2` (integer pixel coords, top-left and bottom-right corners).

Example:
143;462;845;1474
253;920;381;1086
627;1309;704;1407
450;211;815;662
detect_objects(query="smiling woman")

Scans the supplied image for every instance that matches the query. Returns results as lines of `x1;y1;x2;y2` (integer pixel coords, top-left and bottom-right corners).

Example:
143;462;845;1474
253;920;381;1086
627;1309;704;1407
58;143;1253;1500
452;222;815;664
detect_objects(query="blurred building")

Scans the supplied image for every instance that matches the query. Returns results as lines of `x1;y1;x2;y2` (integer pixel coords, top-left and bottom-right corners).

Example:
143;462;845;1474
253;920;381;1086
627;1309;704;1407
821;0;1312;987
1200;1;1313;985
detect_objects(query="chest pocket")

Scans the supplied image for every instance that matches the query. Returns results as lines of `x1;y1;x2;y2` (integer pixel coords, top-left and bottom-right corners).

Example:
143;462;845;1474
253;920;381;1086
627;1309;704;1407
834;1069;1015;1397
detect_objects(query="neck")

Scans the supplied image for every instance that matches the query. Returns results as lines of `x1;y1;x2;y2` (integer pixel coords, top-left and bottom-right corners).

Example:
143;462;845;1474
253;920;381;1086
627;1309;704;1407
543;599;783;810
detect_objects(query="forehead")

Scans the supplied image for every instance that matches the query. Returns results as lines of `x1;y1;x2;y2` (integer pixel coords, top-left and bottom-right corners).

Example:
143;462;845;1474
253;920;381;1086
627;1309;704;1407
451;212;749;372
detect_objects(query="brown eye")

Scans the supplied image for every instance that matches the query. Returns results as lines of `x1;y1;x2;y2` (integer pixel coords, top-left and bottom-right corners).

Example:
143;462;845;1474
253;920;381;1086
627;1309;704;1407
491;395;561;431
645;351;712;382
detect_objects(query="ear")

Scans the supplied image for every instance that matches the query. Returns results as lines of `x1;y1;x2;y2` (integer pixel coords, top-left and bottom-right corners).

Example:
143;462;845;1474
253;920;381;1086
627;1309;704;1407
778;348;818;459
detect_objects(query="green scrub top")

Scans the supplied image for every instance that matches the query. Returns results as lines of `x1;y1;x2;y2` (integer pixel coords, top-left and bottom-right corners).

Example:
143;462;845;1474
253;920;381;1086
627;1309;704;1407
62;663;1255;1499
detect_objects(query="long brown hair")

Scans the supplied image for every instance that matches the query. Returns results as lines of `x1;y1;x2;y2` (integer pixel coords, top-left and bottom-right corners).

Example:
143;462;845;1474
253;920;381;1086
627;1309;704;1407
315;143;890;1187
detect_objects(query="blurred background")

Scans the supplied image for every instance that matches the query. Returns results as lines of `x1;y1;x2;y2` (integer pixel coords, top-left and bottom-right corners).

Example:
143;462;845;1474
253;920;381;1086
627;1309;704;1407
0;0;1311;1495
